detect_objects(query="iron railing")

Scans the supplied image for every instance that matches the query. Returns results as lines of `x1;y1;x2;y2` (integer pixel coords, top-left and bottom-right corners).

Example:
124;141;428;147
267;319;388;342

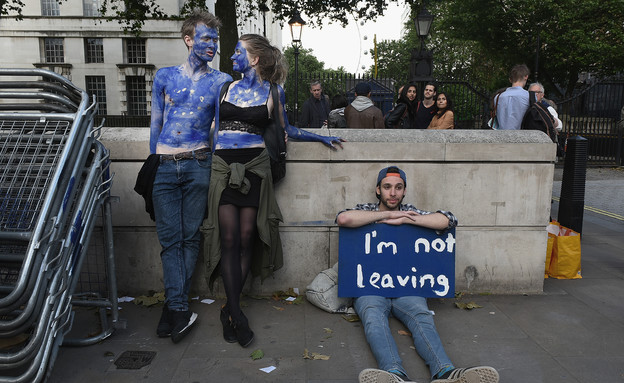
91;74;624;165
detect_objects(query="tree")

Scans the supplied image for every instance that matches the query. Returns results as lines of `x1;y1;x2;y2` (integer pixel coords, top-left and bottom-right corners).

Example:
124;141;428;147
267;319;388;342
371;5;508;92
282;46;347;121
439;0;624;98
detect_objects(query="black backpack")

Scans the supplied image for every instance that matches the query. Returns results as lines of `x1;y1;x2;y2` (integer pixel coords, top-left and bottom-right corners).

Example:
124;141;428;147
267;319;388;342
521;91;557;143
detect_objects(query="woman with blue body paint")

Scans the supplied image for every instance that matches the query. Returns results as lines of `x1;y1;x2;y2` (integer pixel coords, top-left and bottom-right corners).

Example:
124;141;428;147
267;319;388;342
202;34;343;348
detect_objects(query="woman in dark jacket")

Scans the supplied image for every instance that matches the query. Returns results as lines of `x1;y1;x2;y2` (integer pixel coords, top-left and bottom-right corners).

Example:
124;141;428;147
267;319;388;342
384;83;417;129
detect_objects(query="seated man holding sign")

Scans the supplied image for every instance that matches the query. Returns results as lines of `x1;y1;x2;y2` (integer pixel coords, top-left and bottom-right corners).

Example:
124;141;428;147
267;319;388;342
336;166;499;383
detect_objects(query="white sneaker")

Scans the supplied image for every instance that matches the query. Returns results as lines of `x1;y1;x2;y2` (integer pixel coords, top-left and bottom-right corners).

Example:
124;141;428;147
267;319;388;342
430;366;499;383
358;368;412;383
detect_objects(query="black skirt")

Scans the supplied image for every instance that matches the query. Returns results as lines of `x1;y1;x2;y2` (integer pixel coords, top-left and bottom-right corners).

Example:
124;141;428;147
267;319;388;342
215;148;264;207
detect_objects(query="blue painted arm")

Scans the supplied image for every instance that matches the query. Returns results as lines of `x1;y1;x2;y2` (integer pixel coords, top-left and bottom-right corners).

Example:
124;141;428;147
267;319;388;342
149;71;166;154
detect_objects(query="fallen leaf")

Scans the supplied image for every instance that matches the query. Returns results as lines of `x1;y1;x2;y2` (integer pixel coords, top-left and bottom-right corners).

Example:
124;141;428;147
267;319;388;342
133;295;160;307
323;328;333;334
250;349;264;360
286;296;304;305
455;301;483;310
398;330;411;336
272;306;285;311
465;302;483;309
341;314;360;322
303;348;330;360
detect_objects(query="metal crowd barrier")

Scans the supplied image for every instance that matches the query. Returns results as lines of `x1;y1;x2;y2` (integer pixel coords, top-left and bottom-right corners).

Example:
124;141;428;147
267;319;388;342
0;68;119;382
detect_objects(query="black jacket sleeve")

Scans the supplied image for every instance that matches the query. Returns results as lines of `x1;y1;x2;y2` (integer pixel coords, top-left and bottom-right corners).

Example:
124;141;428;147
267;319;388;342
384;103;407;129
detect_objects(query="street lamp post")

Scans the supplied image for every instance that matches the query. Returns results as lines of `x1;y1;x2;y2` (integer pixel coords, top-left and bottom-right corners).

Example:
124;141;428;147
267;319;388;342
288;11;306;126
410;5;434;95
259;3;269;37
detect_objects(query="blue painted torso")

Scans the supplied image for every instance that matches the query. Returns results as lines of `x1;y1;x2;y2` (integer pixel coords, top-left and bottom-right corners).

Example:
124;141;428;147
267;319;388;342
216;80;273;149
150;64;231;153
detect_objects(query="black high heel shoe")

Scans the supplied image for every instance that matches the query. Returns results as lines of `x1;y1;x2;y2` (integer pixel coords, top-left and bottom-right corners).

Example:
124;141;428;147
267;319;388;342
220;306;237;343
231;311;254;348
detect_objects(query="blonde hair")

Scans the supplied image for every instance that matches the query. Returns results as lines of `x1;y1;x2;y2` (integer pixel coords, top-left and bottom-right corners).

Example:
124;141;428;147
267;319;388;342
239;34;288;84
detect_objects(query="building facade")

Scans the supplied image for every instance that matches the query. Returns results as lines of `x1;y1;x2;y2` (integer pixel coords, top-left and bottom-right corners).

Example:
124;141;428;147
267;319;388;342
0;0;282;117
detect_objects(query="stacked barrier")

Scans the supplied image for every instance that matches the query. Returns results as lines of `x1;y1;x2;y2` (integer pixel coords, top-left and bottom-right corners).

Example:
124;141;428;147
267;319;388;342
0;68;118;382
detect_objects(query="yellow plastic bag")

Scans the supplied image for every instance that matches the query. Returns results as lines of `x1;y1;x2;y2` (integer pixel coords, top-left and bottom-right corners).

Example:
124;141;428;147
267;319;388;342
546;221;582;279
545;232;555;278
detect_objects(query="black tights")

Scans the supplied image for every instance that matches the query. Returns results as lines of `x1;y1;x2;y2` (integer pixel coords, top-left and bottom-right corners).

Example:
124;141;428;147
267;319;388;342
218;204;257;321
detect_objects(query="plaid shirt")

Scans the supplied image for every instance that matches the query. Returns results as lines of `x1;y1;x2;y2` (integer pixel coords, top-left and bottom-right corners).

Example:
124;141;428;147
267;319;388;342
336;202;458;234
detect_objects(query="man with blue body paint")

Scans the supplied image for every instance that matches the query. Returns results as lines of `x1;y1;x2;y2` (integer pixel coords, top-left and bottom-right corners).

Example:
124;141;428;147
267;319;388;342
150;9;232;344
337;167;499;383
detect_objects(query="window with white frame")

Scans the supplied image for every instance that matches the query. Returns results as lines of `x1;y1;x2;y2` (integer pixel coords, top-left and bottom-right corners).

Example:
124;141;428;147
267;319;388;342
124;38;146;64
126;76;148;115
43;38;64;63
41;0;60;16
84;38;104;63
85;76;107;115
83;0;101;16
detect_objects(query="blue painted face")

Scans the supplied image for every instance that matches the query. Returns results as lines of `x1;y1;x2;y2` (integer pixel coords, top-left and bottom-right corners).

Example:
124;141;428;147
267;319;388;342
192;24;218;63
231;41;250;73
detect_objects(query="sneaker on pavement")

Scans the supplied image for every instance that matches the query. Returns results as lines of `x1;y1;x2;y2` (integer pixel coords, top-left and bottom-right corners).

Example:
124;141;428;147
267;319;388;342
431;366;499;383
156;305;172;338
170;310;198;343
358;368;411;383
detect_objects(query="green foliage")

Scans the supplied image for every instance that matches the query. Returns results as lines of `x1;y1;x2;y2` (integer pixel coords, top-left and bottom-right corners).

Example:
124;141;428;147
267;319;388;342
282;46;348;113
0;0;25;19
439;0;624;97
98;0;170;36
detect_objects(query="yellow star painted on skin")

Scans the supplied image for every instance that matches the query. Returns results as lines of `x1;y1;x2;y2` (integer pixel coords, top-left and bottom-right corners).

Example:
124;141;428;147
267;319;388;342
190;89;195;94
182;88;187;92
200;96;205;102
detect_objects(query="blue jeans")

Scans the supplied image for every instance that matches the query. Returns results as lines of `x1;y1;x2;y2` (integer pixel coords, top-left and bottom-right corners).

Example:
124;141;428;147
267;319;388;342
354;295;453;379
152;155;211;311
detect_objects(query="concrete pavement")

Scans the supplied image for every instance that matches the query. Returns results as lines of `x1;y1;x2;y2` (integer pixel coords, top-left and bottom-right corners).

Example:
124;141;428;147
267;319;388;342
48;167;624;383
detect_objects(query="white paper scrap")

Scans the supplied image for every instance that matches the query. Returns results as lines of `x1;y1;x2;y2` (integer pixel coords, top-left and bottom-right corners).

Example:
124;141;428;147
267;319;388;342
118;296;134;303
192;296;199;300
293;288;299;294
260;366;276;373
201;299;215;304
285;296;296;302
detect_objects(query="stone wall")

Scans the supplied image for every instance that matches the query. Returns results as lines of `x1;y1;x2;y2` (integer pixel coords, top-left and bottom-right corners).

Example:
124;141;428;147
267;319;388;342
100;127;556;296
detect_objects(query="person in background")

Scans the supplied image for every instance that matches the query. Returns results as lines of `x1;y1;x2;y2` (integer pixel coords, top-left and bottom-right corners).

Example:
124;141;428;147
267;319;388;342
494;64;531;130
328;93;348;128
428;92;455;130
300;80;330;128
344;82;385;129
413;82;437;129
528;82;562;132
385;83;417;129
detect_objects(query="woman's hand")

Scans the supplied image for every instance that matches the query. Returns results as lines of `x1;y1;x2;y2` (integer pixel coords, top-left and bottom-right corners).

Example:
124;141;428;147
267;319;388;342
321;136;346;150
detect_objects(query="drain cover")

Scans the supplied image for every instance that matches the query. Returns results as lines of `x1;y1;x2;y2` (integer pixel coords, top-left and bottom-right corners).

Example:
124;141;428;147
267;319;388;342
114;350;157;369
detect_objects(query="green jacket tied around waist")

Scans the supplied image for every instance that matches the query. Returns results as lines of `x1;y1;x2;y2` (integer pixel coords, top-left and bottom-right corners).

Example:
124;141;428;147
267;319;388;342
201;149;284;291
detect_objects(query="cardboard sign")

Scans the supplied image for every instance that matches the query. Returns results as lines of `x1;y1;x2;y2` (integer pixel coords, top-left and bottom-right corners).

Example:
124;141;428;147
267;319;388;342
338;224;455;298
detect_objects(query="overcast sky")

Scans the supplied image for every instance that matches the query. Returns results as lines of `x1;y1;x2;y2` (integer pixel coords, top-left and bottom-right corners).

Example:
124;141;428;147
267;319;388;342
281;4;409;74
